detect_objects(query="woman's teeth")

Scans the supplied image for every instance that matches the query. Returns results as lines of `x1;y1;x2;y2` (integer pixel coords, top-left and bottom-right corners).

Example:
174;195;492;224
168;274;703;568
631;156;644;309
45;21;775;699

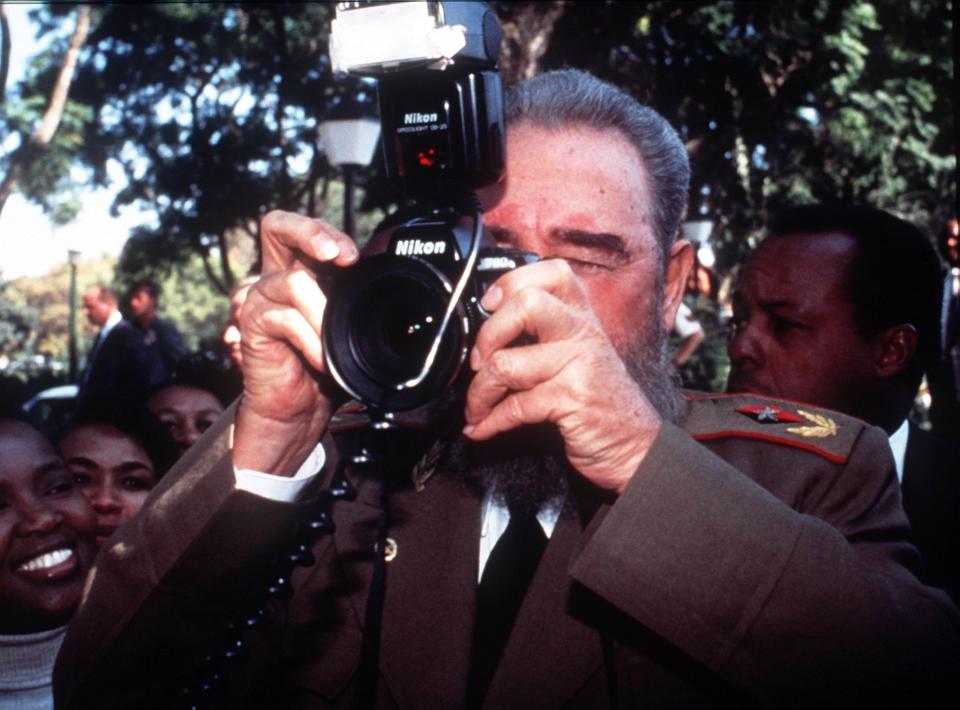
18;548;73;572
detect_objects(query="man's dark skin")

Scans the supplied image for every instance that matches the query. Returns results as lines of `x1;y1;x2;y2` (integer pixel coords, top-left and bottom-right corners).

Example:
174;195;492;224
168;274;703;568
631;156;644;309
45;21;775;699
727;223;960;603
727;231;918;434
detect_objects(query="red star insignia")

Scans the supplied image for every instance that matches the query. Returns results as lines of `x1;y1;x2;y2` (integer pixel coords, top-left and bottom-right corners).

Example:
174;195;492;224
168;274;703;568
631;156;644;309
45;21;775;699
735;405;803;424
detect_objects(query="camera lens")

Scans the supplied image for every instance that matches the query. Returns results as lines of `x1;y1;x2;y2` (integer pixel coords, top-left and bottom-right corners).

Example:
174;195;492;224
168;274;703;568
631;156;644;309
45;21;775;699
324;254;467;411
353;275;444;383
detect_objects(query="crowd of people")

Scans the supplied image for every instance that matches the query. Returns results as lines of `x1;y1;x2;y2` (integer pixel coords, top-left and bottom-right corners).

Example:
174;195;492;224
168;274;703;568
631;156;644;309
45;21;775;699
2;67;959;709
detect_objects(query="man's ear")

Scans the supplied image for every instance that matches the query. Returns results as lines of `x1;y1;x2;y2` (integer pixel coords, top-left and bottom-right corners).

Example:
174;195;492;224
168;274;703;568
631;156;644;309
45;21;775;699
662;239;694;332
873;324;919;379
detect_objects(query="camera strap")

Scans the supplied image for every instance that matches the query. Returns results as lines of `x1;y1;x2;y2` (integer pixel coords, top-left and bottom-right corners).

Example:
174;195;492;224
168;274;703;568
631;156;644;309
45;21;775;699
391;195;483;397
353;455;392;710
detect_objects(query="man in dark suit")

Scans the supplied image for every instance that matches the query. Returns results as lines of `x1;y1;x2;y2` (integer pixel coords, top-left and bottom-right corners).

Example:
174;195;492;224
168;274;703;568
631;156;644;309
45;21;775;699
56;71;958;709
79;284;165;398
127;279;189;379
728;204;960;602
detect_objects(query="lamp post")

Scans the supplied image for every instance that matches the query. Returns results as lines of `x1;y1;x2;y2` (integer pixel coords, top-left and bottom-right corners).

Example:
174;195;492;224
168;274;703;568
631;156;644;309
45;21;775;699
319;98;381;237
67;248;81;382
681;218;716;268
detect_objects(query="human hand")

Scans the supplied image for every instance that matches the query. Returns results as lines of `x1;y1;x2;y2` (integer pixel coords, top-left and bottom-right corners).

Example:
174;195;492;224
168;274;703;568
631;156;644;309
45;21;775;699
463;259;662;494
233;211;359;475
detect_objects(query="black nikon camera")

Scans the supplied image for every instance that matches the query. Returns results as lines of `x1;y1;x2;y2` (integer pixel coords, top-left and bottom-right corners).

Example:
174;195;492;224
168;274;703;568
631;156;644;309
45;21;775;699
322;1;536;413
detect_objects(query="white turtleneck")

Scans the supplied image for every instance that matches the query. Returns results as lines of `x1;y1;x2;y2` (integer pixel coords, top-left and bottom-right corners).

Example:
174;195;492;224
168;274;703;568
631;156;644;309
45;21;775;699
0;626;67;710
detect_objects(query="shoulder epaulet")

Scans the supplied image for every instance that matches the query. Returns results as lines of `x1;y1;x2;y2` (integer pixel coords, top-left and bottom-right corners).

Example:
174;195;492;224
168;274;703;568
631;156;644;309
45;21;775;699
679;391;868;464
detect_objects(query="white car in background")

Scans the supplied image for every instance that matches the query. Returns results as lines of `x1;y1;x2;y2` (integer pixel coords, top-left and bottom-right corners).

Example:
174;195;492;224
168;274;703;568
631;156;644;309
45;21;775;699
23;384;79;430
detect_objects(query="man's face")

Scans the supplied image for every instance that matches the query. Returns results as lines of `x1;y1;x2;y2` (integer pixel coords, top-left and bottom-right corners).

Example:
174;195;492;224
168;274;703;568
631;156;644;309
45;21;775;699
478;122;686;361
727;232;877;414
128;289;156;319
82;289;113;327
458;122;687;508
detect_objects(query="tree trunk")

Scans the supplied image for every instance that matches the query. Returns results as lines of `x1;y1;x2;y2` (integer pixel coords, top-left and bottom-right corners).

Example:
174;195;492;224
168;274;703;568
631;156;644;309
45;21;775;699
0;4;11;100
0;5;91;218
496;1;566;87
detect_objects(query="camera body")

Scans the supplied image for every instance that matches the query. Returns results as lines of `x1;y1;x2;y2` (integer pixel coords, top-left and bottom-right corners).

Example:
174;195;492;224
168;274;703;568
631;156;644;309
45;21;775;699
323;2;537;413
324;208;537;412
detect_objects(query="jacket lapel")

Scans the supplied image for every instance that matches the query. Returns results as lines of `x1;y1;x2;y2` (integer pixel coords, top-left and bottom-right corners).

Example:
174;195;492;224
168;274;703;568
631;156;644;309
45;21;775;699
367;469;482;707
483;504;605;709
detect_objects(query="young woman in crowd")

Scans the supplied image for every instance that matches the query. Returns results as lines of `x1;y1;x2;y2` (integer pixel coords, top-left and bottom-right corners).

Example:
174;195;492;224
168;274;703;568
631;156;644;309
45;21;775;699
56;397;178;547
145;352;236;458
0;413;97;708
146;383;225;457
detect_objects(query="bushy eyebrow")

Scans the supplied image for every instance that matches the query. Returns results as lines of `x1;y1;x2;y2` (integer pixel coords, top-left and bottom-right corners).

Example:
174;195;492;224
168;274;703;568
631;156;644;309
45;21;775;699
553;229;629;260
489;226;632;263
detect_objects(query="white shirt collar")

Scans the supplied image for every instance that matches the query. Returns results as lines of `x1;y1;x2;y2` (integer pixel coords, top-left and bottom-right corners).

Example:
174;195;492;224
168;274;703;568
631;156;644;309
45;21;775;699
100;310;122;339
888;419;910;483
478;492;562;582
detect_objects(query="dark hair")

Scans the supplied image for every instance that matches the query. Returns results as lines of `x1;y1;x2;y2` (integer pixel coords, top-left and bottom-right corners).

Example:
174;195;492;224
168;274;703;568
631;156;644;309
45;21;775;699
768;203;943;378
147;351;241;407
128;279;160;302
0;406;49;440
90;284;117;305
56;395;180;478
504;69;690;264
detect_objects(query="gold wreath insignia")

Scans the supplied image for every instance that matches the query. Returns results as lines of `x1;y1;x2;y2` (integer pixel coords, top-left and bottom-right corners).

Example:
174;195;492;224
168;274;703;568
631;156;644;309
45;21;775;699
786;409;838;438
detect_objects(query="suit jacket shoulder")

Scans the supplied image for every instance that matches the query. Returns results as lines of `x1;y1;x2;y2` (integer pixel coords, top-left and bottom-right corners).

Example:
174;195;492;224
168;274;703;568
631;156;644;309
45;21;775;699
570;392;958;706
902;423;960;601
680;391;868;463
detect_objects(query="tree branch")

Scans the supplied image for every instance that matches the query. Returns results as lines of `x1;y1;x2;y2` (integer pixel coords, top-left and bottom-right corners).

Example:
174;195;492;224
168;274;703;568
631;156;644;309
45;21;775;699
0;5;91;218
34;5;90;144
216;228;234;291
497;1;565;86
200;246;227;295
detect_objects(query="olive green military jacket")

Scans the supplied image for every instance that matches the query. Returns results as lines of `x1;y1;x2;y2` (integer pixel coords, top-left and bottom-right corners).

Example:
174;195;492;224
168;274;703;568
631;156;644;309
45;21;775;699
54;394;959;709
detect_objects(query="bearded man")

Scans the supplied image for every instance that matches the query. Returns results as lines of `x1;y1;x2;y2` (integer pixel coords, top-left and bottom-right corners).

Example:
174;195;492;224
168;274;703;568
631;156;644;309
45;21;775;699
55;70;958;709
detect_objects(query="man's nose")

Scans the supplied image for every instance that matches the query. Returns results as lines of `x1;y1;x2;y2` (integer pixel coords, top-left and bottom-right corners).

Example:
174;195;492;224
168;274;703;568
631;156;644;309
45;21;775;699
727;321;763;371
182;423;202;450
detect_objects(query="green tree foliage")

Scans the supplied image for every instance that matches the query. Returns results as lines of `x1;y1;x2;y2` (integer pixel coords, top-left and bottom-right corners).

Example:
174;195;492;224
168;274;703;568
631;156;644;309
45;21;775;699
62;3;388;293
3;1;954;399
0;4;93;224
0;254;114;368
537;0;954;266
531;0;953;390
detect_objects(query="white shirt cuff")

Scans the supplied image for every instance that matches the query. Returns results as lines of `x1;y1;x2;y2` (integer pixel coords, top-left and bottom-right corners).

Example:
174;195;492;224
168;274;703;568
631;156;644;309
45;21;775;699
233;442;327;502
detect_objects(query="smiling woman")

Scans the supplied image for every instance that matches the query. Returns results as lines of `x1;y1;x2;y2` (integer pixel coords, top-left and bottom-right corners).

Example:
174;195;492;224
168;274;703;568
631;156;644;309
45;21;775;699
0;414;97;708
55;397;178;548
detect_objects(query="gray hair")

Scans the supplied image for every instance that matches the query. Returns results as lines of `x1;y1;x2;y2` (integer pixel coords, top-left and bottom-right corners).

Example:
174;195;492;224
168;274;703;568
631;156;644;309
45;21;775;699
504;69;690;263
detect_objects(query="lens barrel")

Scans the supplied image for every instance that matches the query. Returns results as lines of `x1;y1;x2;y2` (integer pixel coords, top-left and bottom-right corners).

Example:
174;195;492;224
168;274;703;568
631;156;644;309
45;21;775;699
324;253;469;412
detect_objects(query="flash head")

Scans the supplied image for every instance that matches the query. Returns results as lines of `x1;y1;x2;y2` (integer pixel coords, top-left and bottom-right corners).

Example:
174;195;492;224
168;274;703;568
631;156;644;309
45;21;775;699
330;2;501;75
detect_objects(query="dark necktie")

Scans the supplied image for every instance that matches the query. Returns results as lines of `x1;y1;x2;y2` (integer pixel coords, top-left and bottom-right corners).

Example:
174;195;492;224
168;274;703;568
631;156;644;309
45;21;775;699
466;503;548;708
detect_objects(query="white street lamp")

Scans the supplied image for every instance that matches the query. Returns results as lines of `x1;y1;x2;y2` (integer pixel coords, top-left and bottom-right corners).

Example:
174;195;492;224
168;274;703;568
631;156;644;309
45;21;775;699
319;98;381;237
